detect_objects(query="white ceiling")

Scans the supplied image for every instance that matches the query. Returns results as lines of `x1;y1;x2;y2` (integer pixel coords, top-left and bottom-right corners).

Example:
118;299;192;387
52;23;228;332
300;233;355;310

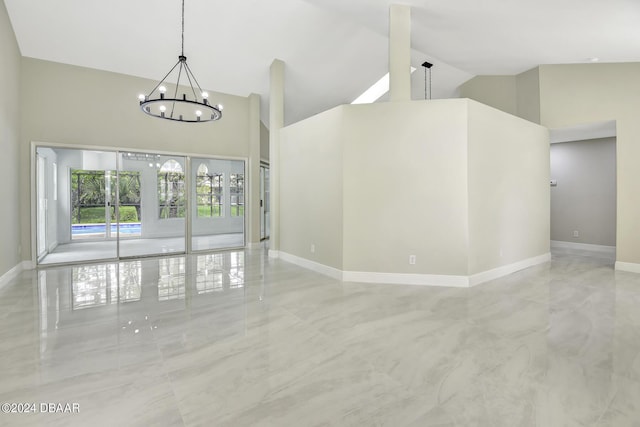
5;0;640;126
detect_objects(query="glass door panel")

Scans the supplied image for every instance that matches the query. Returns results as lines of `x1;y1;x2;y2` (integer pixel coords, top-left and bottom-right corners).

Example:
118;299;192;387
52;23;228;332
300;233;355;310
37;147;118;265
191;158;245;251
118;152;186;258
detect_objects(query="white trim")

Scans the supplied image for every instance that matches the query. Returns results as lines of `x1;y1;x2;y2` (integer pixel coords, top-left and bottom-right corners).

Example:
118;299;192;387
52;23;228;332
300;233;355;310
551;240;616;254
615;261;640;274
268;249;280;259
343;271;469;287
275;251;551;288
468;253;551;287
277;251;342;280
0;261;32;290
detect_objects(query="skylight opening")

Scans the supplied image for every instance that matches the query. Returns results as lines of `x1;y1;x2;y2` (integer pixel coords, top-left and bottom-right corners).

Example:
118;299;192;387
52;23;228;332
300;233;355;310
351;67;417;104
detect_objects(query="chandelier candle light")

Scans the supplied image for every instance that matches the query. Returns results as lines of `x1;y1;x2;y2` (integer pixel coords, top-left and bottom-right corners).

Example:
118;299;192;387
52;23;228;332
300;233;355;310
139;0;222;123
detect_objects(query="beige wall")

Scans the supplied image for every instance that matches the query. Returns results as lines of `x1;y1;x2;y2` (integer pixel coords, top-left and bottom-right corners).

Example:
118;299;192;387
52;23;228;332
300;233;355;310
342;100;470;275
550;137;616;246
516;67;540;124
19;58;255;260
461;62;640;264
459;76;517;116
459;68;541;124
538;63;640;263
467;100;549;274
280;106;344;269
260;121;269;162
0;0;21;278
540;63;640;264
279;99;548;280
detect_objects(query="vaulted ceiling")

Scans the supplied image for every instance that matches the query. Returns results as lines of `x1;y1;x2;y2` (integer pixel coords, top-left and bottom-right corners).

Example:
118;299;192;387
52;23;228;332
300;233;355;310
5;0;640;125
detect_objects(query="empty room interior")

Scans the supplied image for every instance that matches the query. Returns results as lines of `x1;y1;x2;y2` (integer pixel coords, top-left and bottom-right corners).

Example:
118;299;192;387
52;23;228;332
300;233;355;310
2;0;640;425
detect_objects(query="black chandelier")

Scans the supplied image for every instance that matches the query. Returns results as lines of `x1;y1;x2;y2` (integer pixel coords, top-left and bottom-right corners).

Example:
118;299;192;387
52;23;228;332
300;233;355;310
139;0;222;123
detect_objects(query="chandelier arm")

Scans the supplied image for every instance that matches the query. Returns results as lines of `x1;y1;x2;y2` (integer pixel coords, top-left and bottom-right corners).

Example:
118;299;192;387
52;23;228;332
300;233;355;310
183;66;199;102
147;59;181;96
170;62;185;118
183;61;206;96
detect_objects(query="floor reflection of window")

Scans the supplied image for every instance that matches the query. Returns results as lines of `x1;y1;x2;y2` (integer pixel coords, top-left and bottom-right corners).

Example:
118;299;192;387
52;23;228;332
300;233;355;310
158;257;186;301
72;264;117;309
196;254;225;294
119;261;142;302
229;252;244;289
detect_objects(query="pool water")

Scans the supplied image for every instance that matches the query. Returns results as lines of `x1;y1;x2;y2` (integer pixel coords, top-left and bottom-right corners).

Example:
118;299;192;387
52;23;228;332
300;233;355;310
72;223;141;235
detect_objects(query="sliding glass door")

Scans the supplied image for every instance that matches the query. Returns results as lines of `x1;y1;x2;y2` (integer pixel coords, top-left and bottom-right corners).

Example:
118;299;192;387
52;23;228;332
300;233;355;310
36;146;244;265
118;152;186;258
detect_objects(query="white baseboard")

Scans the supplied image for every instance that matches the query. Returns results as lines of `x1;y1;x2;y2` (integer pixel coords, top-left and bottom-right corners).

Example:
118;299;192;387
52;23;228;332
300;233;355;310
551;240;616;254
0;261;32;290
615;261;640;274
469;253;551;287
276;251;551;288
277;251;342;280
342;271;469;287
268;249;280;259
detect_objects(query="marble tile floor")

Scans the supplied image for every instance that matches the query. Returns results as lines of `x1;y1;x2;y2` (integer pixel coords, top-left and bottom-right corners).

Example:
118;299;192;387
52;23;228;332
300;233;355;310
2;246;640;426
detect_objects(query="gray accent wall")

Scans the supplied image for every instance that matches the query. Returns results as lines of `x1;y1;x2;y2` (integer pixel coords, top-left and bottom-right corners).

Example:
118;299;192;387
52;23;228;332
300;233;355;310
550;137;616;246
0;0;22;278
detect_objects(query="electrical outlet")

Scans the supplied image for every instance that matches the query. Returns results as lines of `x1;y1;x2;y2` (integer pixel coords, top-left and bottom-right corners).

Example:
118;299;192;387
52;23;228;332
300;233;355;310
310;244;315;253
573;230;579;238
409;255;416;265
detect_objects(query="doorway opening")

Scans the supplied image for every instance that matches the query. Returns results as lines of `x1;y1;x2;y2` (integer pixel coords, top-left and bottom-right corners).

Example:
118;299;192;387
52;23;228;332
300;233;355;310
549;121;617;258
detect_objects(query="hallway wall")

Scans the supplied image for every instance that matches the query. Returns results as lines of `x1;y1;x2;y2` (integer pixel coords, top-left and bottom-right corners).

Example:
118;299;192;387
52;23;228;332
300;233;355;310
0;0;22;280
550;139;616;246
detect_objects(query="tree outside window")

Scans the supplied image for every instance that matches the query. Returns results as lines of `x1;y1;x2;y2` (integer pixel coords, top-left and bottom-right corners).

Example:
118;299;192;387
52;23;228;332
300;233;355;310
158;160;185;219
230;173;244;217
196;164;223;217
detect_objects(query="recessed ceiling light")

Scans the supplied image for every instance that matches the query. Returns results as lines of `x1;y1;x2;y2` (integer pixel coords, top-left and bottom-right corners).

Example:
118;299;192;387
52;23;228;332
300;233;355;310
588;57;600;62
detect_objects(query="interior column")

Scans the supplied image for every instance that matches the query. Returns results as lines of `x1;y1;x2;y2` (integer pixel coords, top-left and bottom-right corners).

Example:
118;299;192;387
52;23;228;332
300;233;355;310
269;59;285;257
247;93;261;247
389;4;411;102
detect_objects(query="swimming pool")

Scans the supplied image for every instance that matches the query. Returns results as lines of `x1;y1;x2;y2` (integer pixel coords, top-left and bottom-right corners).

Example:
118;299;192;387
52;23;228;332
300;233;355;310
72;223;141;235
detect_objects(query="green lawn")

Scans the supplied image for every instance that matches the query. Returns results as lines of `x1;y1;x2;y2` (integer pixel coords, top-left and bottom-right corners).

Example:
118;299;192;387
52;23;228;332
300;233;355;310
74;206;139;224
197;205;245;217
197;205;221;217
75;204;243;223
231;205;245;217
